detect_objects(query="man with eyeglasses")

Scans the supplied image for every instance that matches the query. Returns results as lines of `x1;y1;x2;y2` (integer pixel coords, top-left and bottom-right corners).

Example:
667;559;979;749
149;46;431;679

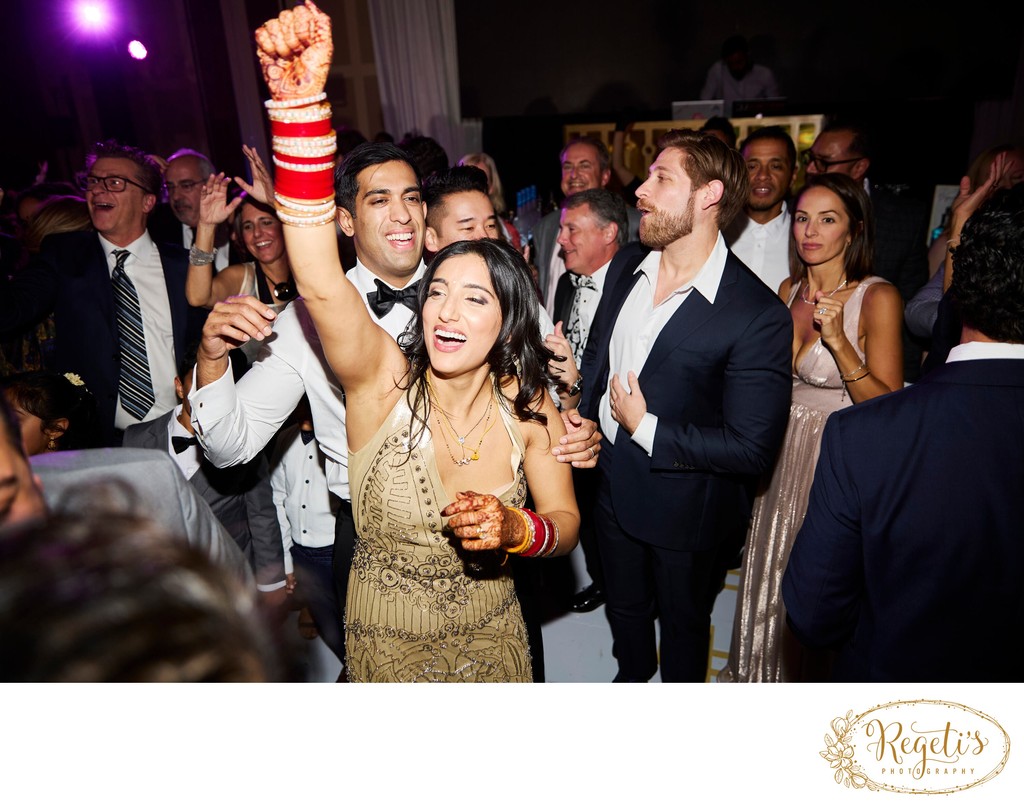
804;116;930;381
149;149;231;271
0;139;207;445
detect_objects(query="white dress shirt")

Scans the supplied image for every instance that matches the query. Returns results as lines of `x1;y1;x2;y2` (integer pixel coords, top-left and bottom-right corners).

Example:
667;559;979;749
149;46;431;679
724;202;792;294
947;342;1024;362
269;423;340;576
190;258;426;500
191;256;558;499
99;231;177;429
599;234;729;452
167;405;202;481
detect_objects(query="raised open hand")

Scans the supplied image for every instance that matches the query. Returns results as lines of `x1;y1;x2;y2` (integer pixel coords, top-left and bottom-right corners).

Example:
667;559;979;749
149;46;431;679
254;1;333;102
234;145;274;206
199;173;242;226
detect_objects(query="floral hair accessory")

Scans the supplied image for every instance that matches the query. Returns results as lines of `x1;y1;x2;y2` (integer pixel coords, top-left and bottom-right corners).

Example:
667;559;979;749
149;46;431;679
64;372;86;388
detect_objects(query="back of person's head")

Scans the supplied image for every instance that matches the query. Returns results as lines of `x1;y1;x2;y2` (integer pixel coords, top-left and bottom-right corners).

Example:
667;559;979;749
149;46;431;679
22;195;92;253
951;183;1024;343
14;181;81;223
562;188;629;247
334;141;420;217
700;116;737;150
337;126;368;158
0;511;279;681
85;139;163;196
740;125;797;167
423;165;490;229
656;129;749;228
397;133;449;184
1;371;101;453
791;173;875;282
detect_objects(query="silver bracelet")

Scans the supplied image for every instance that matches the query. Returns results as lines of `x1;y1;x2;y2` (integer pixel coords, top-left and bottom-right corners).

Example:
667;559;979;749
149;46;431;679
189;244;216;266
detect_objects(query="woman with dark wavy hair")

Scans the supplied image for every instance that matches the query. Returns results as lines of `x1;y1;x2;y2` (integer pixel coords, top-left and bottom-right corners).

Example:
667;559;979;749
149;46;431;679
721;172;903;682
1;370;100;455
296;235;579;682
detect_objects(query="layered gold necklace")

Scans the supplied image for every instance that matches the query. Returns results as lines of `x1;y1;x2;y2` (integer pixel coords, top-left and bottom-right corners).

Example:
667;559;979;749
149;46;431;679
427;374;497;466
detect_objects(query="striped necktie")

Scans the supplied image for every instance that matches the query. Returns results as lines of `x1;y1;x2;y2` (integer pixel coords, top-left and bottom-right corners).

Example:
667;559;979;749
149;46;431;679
111;249;155;420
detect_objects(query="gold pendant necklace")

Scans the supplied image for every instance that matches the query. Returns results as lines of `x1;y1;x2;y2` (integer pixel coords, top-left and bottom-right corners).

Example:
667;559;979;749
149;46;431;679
427;374;498;466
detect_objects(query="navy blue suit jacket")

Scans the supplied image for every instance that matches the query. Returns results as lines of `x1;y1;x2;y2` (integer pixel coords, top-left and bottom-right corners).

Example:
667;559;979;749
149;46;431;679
1;230;207;444
782;358;1024;681
579;248;792;551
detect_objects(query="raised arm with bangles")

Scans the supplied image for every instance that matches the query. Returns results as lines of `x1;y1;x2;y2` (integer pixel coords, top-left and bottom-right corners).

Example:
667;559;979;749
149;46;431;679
251;1;578;683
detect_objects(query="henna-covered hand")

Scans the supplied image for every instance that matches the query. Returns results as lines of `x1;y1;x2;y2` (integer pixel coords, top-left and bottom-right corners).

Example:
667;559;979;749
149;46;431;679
441;491;514;553
254;1;333;102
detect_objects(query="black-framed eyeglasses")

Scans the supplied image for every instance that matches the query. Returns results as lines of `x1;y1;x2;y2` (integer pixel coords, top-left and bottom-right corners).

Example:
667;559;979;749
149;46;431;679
800;151;864;172
272;280;297;302
164;179;202;193
81;174;152;194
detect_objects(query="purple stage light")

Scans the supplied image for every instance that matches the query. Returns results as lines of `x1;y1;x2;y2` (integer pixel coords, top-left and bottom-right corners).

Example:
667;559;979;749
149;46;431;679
128;40;147;60
74;1;113;33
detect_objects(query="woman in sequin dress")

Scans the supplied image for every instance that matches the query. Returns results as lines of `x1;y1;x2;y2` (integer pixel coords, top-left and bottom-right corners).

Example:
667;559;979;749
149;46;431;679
720;174;904;682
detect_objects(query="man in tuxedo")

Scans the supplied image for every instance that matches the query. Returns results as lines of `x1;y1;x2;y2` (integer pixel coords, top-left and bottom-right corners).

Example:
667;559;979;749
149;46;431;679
804;117;930;380
124;345;285;599
551;188;646;613
782;184;1024;682
578;129;792;682
0;140;207;445
532;137;641;315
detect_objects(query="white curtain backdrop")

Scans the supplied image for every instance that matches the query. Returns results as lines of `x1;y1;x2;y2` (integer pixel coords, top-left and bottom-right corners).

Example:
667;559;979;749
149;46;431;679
367;0;465;164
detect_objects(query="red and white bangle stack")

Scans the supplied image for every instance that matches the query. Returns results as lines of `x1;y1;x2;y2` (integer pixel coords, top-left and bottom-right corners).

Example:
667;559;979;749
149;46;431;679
506;507;560;558
265;92;336;226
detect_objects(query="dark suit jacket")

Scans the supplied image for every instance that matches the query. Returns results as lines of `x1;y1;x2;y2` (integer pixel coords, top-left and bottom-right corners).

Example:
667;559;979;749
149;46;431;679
782;358;1024;681
0;230;208;444
123;410;285;588
579;248;792;551
551;242;648;328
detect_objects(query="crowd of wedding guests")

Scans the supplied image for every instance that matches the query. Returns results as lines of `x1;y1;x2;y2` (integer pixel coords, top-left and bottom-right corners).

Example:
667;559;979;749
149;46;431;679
0;104;1020;683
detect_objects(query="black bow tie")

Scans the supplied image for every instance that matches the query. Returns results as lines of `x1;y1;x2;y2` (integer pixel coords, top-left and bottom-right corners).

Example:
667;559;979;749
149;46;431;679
569;273;597;291
300;429;315;445
172;435;198;454
366;279;420;318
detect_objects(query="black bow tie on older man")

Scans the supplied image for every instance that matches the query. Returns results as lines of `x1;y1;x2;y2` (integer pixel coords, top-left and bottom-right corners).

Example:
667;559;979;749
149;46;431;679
366;279;421;318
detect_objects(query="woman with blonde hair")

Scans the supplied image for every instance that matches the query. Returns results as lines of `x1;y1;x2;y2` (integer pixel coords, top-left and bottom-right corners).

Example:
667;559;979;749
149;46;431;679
459;152;523;252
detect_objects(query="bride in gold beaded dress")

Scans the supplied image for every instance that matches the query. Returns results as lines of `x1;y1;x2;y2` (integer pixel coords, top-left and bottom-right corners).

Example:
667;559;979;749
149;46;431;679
720;174;904;682
251;3;579;682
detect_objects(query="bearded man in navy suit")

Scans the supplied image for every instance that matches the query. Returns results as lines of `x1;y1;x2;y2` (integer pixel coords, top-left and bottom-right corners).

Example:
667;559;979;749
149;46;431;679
0;140;207;445
783;183;1024;682
578;130;792;682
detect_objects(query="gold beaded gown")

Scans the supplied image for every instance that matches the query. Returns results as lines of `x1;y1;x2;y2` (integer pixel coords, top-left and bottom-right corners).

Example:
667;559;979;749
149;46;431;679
345;388;532;682
720;277;889;683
